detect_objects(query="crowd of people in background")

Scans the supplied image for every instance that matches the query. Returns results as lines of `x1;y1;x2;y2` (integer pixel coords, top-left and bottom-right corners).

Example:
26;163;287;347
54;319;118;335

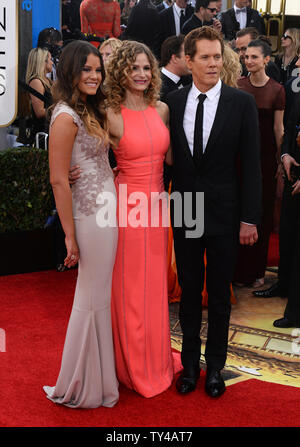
20;0;300;409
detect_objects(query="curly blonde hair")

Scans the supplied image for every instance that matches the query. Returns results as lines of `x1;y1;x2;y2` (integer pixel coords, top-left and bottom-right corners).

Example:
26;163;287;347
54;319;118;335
105;40;161;112
51;40;109;145
100;37;123;55
221;44;242;88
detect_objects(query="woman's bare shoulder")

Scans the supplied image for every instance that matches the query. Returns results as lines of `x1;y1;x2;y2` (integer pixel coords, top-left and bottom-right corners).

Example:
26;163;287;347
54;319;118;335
155;100;169;124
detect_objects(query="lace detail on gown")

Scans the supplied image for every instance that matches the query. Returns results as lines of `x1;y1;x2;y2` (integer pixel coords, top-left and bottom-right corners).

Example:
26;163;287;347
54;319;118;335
44;101;119;408
50;102;113;216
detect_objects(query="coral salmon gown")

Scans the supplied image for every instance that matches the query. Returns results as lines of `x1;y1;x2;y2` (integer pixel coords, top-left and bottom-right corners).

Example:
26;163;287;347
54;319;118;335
111;105;182;398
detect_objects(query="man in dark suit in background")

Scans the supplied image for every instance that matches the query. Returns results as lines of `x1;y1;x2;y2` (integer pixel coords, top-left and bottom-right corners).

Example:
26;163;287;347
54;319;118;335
271;74;300;328
181;0;222;36
159;0;194;46
221;0;265;41
165;26;262;397
160;34;191;102
160;34;191;190
121;0;161;59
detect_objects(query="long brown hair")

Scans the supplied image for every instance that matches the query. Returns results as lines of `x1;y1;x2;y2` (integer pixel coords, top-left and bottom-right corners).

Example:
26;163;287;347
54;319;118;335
51;40;109;145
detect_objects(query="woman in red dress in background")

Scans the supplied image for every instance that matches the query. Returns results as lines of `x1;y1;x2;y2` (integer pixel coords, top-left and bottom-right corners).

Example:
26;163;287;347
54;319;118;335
234;39;285;288
80;0;121;43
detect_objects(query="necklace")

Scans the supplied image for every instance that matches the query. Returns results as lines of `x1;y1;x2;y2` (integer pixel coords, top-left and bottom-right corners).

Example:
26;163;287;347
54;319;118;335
282;54;295;70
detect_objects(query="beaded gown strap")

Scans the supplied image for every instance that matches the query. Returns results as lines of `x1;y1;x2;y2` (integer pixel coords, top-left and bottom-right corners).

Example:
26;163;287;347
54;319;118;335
50;102;82;128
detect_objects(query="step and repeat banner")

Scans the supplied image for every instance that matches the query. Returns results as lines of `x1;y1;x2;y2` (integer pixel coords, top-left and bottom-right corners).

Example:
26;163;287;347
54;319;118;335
0;0;18;128
0;0;60;128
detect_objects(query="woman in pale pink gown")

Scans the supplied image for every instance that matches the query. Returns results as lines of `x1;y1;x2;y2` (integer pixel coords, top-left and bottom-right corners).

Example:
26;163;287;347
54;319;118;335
43;41;119;408
105;41;182;397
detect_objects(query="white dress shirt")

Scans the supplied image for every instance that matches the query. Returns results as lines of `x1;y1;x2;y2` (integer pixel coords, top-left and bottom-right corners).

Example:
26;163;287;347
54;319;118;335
173;3;185;36
161;67;181;85
234;3;247;30
183;78;253;226
183;79;222;155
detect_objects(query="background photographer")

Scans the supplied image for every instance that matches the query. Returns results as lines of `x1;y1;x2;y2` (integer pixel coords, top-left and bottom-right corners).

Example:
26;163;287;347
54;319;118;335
37;27;63;80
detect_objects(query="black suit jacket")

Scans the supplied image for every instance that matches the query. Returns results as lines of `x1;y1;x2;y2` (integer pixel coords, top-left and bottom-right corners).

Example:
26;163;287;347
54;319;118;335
282;90;300;165
283;77;299;128
159;4;194;45
165;82;262;236
160;72;180;102
221;7;265;41
121;0;161;58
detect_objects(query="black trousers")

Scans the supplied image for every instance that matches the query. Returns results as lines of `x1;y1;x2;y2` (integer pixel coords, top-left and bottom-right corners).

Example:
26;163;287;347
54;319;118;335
278;183;300;324
172;226;239;370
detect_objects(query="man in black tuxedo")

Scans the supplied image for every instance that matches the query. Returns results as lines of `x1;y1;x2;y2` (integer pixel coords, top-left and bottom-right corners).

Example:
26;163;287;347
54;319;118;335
160;34;191;190
121;0;161;59
165;26;261;397
159;0;194;46
160;34;191;102
220;0;265;41
271;76;300;329
181;0;222;35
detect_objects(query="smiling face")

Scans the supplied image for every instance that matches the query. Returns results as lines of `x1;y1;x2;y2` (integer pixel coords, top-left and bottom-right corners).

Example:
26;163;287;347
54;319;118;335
185;39;223;92
126;52;152;93
77;53;102;101
245;46;270;74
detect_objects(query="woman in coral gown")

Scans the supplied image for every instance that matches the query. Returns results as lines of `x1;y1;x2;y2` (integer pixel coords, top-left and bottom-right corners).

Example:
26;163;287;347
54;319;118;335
105;41;181;397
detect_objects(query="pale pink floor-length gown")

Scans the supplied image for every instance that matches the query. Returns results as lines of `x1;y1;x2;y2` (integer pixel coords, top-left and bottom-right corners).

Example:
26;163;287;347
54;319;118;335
43;102;119;408
111;105;182;398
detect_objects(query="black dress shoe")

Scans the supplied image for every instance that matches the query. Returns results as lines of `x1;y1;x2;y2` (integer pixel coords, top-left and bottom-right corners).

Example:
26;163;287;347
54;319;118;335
252;282;287;298
273;317;299;328
205;368;226;398
176;367;200;394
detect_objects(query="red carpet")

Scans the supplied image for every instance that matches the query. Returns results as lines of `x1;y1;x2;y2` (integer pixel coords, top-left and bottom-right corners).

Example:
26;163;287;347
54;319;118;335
1;269;299;427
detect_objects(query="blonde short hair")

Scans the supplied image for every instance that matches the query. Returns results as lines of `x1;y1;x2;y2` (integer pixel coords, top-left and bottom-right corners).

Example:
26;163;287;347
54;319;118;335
220;44;242;88
100;37;123;54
